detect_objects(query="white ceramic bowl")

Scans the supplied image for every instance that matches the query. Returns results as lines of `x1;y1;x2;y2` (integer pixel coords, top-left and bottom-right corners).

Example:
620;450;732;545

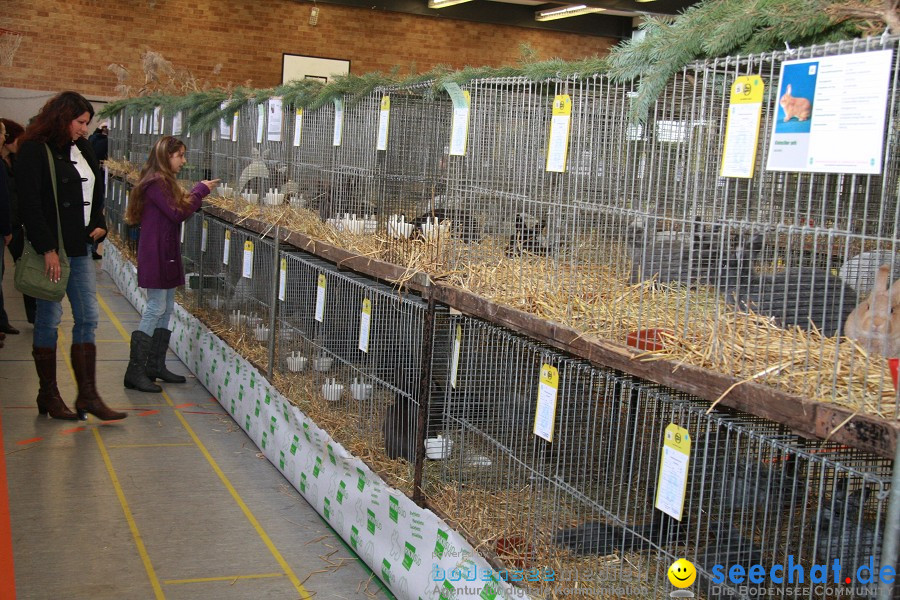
350;382;373;401
254;326;269;342
286;354;307;372
242;192;259;204
321;383;344;402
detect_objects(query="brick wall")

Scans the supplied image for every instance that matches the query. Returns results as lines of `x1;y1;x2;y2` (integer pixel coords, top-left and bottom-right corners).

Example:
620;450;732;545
2;0;616;98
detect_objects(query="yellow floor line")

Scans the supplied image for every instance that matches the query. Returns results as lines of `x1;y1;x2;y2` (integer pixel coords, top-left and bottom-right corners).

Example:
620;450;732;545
56;331;165;599
107;443;195;448
163;573;284;585
96;289;312;600
172;408;310;599
92;428;166;599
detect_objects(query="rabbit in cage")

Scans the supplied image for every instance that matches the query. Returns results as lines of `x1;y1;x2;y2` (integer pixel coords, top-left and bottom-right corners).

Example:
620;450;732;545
844;263;900;357
553;510;680;556
816;480;883;567
697;522;767;600
839;251;900;296
627;216;724;286
505;212;550;257
383;392;417;461
717;234;856;337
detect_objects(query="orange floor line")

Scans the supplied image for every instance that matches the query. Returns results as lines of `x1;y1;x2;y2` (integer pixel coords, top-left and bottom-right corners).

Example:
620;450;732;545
0;412;17;599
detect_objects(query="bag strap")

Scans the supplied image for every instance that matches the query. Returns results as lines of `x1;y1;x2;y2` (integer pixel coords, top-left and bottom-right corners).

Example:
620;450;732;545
44;144;67;259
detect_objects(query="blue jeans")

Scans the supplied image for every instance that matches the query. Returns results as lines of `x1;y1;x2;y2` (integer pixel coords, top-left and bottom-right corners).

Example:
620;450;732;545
34;247;98;348
138;288;174;335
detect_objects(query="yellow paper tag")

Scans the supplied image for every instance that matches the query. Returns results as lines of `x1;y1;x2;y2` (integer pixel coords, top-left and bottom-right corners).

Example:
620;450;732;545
720;75;764;178
654;423;691;521
533;364;560;441
546;95;572;172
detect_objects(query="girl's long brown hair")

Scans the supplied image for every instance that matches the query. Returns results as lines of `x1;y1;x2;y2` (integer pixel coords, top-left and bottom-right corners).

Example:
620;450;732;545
20;91;94;148
125;136;191;224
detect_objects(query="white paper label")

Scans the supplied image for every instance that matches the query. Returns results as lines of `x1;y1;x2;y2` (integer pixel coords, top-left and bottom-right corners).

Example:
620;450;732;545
223;230;231;265
358;298;372;353
256;104;265;144
220;102;231;138
278;258;287;302
333;98;344;146
242;240;254;278
450;325;462;389
444;83;470;156
293;108;303;147
532;364;559;442
268;97;283;142
231;112;239;142
153;106;161;134
201;220;208;252
172;110;183;136
315;274;326;322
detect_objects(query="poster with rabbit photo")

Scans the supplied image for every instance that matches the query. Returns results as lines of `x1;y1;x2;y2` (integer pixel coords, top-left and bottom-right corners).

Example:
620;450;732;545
766;49;893;174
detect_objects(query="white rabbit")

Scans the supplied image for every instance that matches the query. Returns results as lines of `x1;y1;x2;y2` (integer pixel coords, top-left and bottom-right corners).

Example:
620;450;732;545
840;251;900;296
844;264;900;357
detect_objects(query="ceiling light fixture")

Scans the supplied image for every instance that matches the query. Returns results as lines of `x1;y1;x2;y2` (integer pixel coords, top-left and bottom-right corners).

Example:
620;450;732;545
535;4;605;21
427;0;474;8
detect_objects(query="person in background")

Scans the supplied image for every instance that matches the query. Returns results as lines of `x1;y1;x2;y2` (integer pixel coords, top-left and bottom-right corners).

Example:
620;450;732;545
17;91;124;421
1;118;35;325
123;135;218;392
0;121;11;348
87;121;108;260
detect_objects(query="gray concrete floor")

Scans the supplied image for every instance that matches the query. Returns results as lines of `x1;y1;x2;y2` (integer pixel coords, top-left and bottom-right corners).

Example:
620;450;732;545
0;253;392;600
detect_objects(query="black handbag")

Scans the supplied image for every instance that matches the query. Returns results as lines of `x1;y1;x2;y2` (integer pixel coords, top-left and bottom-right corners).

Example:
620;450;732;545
14;145;70;302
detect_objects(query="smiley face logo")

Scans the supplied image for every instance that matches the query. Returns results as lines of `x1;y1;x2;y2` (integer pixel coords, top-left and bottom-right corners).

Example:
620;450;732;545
668;558;696;588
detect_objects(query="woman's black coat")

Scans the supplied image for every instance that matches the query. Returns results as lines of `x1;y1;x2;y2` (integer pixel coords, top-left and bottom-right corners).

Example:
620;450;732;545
17;137;106;258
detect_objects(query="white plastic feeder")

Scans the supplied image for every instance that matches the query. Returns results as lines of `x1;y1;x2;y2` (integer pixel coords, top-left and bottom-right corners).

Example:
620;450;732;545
321;378;344;402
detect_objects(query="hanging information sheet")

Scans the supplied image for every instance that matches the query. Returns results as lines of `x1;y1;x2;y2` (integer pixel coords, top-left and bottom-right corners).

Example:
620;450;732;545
765;49;892;174
267;97;283;142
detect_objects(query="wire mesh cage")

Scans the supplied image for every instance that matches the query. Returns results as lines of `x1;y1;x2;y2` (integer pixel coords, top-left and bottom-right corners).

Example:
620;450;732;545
427;314;896;600
108;111;127;162
373;83;454;263
280;102;333;216
209;105;240;195
179;211;205;311
196;218;231;317
321;92;380;222
274;248;445;482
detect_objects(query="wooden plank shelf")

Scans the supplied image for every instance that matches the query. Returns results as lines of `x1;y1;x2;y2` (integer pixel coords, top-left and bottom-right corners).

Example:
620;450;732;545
203;203;899;459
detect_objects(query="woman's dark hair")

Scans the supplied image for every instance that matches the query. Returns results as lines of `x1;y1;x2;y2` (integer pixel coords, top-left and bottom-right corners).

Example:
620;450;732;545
0;119;24;145
20;91;94;148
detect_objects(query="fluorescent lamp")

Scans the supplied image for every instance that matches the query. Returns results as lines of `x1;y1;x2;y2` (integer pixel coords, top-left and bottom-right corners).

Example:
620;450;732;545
535;4;605;21
428;0;473;7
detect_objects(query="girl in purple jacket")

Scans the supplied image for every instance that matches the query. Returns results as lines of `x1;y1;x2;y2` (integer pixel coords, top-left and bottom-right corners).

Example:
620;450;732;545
124;136;218;392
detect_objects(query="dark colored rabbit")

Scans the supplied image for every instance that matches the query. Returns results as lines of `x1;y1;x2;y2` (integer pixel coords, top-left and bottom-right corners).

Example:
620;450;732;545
383;393;417;461
697;522;767;600
816;480;882;566
722;453;802;517
554;511;679;556
627;216;724;286
506;212;549;257
718;234;856;337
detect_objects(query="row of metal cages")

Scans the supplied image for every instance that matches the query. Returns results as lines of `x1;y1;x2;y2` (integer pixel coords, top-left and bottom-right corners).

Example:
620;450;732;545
101;188;900;599
104;35;900;413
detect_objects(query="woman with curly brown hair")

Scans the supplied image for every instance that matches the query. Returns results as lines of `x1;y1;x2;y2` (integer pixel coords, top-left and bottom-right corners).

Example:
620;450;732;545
17;91;122;420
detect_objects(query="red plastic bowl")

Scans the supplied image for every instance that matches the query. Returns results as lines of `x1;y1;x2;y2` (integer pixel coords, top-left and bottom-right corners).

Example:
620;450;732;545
626;328;672;352
889;358;899;392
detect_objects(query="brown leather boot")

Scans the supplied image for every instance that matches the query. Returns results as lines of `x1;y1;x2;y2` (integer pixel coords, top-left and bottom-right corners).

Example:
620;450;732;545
70;343;127;421
31;347;78;420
